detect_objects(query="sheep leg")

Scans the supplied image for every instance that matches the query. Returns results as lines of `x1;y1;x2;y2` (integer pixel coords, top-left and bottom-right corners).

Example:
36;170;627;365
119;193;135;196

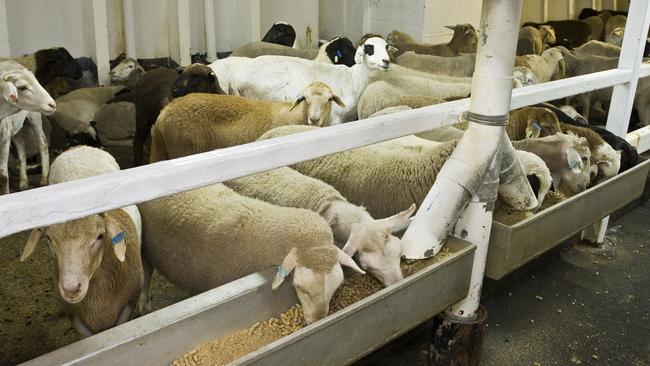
12;135;28;191
0;134;10;195
26;113;49;185
116;303;134;325
71;315;94;338
137;257;153;315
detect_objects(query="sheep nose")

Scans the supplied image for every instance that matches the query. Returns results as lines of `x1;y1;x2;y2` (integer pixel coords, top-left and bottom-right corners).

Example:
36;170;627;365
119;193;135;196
309;116;320;125
382;59;390;66
63;282;82;297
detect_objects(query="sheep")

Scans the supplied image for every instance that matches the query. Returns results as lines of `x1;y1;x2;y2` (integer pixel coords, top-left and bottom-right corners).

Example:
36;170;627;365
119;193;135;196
0;60;56;119
516;25;556;56
512;65;539;87
231;37;357;67
368;105;413;117
523;20;592;48
0;47;82;86
584;12;610;42
20;146;144;336
50;85;125;140
515;48;565;83
133;64;224;166
394;52;476;77
574;40;621;57
357;79;468;120
138;183;363;324
578;8;627;19
512;133;591;195
515;150;552;210
0;111;47;193
149;81;342;162
507;106;621;184
225;167;415;286
262;21;297;48
92;101;136;146
387;25;478;57
605;15;626;46
209;37;391;124
109;57;145;88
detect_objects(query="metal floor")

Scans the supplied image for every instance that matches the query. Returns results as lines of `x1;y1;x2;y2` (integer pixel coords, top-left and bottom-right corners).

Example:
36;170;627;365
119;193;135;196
355;197;650;366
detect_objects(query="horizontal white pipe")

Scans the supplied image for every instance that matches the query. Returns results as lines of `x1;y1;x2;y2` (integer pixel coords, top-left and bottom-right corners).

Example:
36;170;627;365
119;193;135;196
626;125;650;153
0;67;648;238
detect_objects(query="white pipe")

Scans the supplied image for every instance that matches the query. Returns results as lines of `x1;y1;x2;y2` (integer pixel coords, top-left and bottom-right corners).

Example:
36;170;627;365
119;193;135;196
177;0;192;66
0;0;10;56
204;0;217;62
122;0;136;58
93;0;111;86
444;0;525;320
401;0;532;260
568;0;576;19
543;0;549;22
250;0;261;42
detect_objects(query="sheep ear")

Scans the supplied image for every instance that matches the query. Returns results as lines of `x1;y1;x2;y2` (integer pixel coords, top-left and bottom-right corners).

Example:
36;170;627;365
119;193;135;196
565;147;583;174
336;247;365;274
444;25;456;31
289;96;306;111
1;79;18;105
379;204;416;233
21;228;44;261
103;213;126;262
341;229;362;257
331;95;346;108
272;247;297;290
354;45;365;64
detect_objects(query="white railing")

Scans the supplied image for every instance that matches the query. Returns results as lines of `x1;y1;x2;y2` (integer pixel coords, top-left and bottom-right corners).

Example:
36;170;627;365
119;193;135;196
1;2;649;241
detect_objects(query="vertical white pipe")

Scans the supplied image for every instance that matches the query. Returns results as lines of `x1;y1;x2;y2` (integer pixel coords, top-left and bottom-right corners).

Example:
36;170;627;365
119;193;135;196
568;0;576;19
0;0;10;56
595;0;603;10
605;0;650;137
401;0;532;259
122;0;137;58
250;0;261;42
612;0;618;11
543;0;549;22
177;0;192;66
204;0;217;62
93;0;111;86
443;0;524;320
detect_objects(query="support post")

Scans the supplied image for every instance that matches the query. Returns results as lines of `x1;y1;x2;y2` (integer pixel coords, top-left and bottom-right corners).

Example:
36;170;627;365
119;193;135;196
204;0;217;62
568;0;576;20
429;0;523;363
122;0;137;58
93;0;111;86
0;0;10;56
543;0;549;22
250;0;261;42
177;0;192;66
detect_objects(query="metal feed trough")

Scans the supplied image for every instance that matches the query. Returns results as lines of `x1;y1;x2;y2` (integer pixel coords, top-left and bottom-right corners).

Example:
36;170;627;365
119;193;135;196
486;157;650;279
23;238;475;366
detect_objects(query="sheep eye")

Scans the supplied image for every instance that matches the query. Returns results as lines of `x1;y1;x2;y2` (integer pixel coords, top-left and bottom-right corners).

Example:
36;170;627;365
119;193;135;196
127;65;134;69
17;85;29;91
97;234;104;241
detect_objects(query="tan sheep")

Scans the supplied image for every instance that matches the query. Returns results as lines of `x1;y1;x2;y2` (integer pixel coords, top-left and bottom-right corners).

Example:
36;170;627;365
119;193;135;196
20;146;144;337
395;52;476;77
150;81;343;162
388;25;478;57
515;48;565;83
517;25;556;56
138;183;363;324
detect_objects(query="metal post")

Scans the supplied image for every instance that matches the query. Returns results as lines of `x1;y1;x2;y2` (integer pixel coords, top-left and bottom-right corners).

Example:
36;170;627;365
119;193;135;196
250;0;261;42
122;0;136;58
568;0;576;19
93;0;110;86
204;0;217;62
429;2;523;363
0;0;10;56
177;0;192;66
543;0;549;22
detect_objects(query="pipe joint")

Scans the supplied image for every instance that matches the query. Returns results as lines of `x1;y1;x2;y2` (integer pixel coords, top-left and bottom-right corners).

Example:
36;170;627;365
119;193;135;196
467;111;509;127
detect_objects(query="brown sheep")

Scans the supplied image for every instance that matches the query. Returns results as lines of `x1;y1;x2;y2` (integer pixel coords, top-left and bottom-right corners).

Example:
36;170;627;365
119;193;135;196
388;24;478;57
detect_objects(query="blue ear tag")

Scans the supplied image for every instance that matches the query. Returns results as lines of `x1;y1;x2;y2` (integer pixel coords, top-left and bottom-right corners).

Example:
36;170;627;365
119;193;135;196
111;232;125;245
277;266;289;279
533;121;542;130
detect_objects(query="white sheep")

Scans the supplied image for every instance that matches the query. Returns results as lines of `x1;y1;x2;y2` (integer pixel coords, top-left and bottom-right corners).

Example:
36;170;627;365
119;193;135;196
138;183;364;324
357;79;468;120
515;47;565;83
0;60;56;119
21;146;144;337
259;125;534;218
149;81;343;161
209;37;391;124
109;58;144;86
0;110;49;194
394;52;476;77
52;85;124;140
231;37;357;67
226;167;415;286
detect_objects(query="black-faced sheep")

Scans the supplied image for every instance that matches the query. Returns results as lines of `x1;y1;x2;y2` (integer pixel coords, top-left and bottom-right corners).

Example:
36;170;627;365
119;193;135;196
262;21;297;47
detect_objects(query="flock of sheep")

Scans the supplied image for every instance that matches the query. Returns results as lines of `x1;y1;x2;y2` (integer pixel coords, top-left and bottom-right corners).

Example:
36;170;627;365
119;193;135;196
0;7;643;347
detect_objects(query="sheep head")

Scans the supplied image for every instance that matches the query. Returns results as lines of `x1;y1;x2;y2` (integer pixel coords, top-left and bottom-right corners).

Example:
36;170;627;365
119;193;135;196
446;24;478;52
354;37;391;71
272;246;364;324
21;212;128;304
290;81;344;126
171;63;225;98
340;204;416;287
517;107;561;139
0;61;56;116
109;58;143;83
539;25;557;45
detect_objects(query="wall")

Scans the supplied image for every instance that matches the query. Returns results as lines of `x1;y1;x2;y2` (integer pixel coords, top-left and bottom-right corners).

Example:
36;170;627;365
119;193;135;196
363;0;426;41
